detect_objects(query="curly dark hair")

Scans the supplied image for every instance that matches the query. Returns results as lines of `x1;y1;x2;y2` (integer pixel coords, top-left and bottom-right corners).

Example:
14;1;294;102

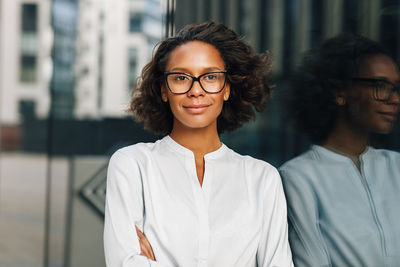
286;33;391;144
130;21;271;135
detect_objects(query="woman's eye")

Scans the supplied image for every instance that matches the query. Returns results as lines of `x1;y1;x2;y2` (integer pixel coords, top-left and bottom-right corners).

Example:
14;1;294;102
204;74;218;80
375;81;390;90
174;75;189;81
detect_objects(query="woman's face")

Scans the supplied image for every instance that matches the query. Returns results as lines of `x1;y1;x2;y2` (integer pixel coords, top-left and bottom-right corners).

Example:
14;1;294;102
162;41;230;133
344;54;400;134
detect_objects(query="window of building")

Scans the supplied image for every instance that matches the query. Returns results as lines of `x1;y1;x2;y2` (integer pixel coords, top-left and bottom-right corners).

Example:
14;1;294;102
19;100;36;119
20;55;37;82
20;3;38;83
22;4;38;33
128;48;138;89
129;13;142;32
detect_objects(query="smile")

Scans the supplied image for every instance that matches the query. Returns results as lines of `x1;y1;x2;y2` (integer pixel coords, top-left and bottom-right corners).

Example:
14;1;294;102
378;111;398;122
183;104;210;114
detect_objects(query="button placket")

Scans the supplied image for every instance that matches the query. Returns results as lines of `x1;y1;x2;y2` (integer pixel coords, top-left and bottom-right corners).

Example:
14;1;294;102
186;156;210;266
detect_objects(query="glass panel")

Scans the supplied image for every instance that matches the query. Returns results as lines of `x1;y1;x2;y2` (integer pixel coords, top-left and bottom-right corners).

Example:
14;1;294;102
0;0;167;266
173;0;400;165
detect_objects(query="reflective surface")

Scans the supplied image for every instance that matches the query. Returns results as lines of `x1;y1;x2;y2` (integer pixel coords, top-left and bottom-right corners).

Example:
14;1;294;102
0;0;399;266
0;0;165;266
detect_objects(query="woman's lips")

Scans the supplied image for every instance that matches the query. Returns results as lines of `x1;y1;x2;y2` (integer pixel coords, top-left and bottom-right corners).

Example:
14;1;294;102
184;104;210;114
378;111;398;122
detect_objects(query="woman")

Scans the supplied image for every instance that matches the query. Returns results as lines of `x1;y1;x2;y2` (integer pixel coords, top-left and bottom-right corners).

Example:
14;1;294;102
104;22;293;267
280;33;400;266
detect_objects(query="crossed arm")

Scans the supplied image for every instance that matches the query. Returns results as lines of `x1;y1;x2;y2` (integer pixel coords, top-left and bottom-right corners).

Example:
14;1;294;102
104;151;168;267
135;226;155;261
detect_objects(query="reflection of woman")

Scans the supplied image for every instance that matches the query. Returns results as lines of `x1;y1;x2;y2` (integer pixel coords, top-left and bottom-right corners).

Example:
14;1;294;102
104;22;293;266
280;33;400;266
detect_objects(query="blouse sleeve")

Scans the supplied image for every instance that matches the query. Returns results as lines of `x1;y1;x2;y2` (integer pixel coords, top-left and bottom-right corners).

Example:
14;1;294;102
279;168;331;267
103;150;169;267
257;167;294;267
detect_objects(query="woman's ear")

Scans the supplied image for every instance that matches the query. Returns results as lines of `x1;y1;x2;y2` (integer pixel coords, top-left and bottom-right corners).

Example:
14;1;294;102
335;90;347;106
161;86;168;102
223;84;230;101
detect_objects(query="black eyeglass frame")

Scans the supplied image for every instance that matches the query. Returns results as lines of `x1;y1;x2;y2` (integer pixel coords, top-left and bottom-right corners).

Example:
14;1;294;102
164;71;228;94
351;77;400;101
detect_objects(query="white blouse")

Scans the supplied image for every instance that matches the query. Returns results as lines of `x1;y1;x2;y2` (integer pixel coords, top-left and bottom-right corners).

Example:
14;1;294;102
104;136;293;267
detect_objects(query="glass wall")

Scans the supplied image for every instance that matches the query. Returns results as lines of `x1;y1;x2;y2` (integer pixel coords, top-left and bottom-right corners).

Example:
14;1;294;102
174;0;400;166
0;0;165;266
0;0;399;266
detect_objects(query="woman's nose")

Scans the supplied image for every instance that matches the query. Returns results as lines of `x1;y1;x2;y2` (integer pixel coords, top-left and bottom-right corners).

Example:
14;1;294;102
188;80;205;96
387;89;400;105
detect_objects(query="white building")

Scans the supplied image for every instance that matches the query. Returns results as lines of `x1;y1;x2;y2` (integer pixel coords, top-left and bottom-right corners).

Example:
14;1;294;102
0;0;52;125
74;0;164;119
0;0;164;128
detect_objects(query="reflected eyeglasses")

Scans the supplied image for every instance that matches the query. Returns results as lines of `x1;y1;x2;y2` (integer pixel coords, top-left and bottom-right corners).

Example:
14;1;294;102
351;77;400;101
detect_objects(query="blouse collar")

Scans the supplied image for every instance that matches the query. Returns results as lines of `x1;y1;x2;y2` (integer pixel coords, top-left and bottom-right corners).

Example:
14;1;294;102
311;144;372;162
162;135;228;160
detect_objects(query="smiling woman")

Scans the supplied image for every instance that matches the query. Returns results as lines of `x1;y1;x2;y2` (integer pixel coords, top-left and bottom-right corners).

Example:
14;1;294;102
103;22;293;267
280;33;400;267
349;54;400;134
161;41;230;145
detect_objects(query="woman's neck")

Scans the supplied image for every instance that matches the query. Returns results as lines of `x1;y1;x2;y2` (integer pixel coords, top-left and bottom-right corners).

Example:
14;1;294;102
170;124;221;186
169;126;221;157
322;117;368;156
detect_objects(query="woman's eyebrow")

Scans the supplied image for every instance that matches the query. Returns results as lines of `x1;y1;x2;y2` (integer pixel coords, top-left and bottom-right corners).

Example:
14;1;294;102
368;76;396;83
372;77;400;85
168;66;224;72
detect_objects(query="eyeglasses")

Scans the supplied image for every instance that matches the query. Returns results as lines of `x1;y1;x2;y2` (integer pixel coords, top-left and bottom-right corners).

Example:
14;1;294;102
164;71;227;94
352;77;400;101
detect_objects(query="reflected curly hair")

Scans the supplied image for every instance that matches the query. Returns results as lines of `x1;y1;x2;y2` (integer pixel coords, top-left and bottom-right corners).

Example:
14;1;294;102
129;21;271;135
286;33;391;144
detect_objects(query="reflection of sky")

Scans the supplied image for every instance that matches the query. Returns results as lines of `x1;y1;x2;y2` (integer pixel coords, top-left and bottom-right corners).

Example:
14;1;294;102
143;17;163;39
139;0;164;39
146;0;164;18
52;0;77;34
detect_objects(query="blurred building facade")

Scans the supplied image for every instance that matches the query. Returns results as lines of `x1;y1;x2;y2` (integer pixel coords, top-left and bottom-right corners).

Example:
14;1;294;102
0;0;52;124
0;0;163;125
74;0;164;119
0;0;164;151
0;0;52;148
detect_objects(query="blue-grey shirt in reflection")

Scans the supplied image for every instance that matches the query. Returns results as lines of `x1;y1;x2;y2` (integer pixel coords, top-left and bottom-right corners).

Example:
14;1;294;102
280;145;400;267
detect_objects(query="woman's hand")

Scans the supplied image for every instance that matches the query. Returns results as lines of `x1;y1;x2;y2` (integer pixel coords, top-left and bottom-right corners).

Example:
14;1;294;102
135;226;156;261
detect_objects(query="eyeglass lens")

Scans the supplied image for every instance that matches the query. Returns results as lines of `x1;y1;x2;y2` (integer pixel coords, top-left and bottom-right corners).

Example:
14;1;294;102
374;80;400;101
166;72;226;94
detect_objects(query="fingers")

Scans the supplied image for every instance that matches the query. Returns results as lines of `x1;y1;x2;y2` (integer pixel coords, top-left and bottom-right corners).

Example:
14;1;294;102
135;226;145;238
135;226;156;261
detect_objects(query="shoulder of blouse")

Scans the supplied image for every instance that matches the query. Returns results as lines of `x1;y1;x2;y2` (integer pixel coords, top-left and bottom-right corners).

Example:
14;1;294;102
224;148;280;186
279;149;316;172
109;140;160;165
366;147;400;159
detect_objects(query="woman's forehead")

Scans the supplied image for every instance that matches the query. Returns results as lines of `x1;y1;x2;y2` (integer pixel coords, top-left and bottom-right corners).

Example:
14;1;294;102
165;41;225;73
358;54;400;82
